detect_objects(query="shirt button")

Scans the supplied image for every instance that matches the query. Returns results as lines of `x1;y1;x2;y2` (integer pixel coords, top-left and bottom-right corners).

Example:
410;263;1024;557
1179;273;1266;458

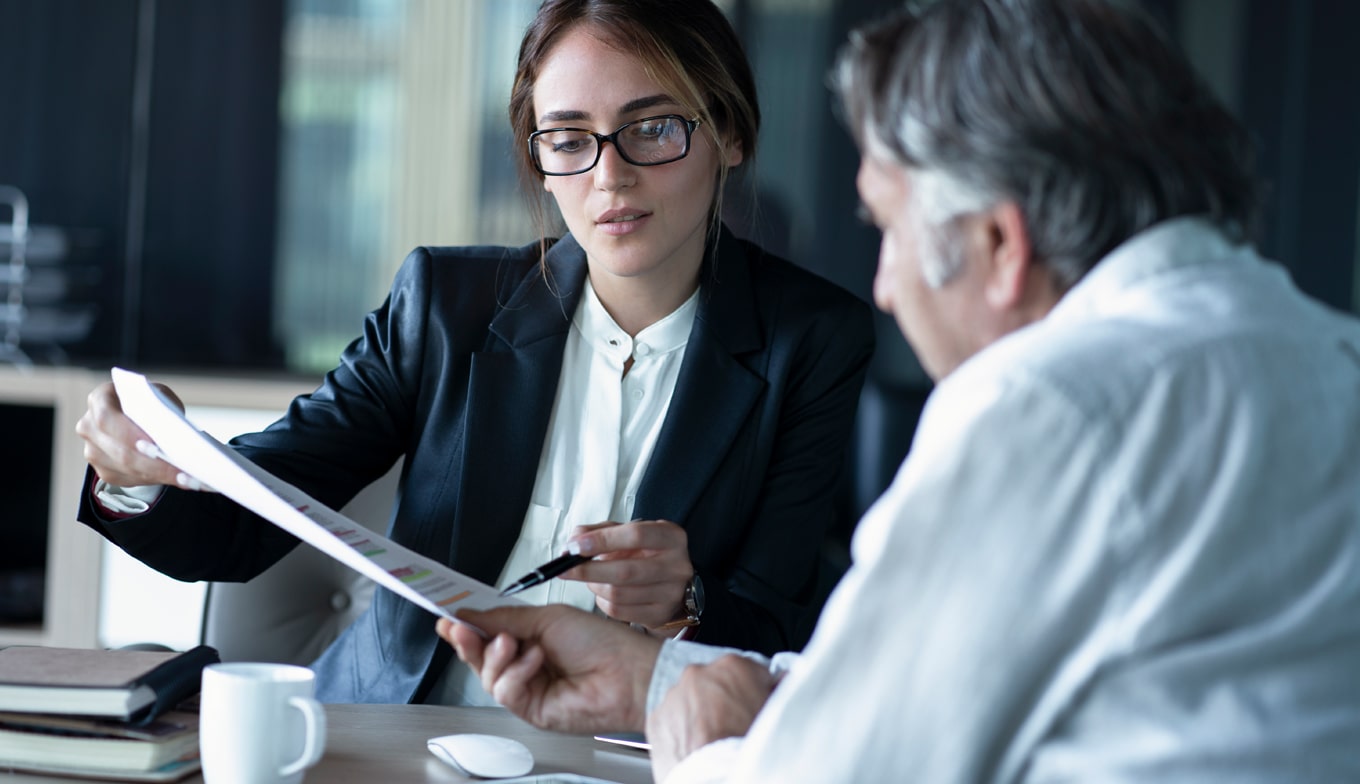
635;343;652;357
632;388;645;401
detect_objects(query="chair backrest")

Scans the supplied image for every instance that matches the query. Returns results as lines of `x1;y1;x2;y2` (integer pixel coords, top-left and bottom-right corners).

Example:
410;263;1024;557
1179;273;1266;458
200;462;401;664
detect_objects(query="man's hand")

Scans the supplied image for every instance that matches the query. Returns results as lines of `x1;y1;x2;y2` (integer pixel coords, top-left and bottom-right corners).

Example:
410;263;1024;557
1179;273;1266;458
437;605;662;734
564;520;694;630
647;654;777;781
74;381;202;490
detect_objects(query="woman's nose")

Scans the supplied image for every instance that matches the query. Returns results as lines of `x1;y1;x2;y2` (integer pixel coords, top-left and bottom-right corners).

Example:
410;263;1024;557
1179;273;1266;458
593;142;637;191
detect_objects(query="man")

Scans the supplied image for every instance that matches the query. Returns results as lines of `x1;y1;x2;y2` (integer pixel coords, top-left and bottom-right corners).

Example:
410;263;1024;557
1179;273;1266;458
438;0;1360;780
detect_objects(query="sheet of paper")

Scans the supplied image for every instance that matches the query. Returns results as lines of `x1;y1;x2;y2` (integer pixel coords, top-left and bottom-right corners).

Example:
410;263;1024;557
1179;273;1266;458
111;367;519;620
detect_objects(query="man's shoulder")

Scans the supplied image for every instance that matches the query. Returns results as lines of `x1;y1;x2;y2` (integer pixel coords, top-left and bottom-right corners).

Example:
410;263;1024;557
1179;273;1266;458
950;256;1360;436
947;316;1152;425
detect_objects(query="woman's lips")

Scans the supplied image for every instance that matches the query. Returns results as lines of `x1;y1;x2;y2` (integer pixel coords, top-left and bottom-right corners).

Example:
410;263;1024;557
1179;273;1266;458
596;210;651;236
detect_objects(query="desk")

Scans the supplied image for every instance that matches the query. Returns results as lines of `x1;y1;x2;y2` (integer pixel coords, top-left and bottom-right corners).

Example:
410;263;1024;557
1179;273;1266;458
0;704;653;783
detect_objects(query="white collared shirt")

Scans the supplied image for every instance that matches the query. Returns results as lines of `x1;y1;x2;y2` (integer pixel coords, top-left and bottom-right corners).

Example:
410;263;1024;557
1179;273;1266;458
653;219;1360;782
492;276;698;604
432;276;698;705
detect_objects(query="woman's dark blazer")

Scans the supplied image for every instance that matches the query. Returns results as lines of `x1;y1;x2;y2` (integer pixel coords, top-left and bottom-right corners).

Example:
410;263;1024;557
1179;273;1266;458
79;226;875;704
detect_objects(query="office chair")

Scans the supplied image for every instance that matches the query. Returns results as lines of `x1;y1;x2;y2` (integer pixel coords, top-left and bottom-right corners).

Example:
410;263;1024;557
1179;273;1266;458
199;463;400;665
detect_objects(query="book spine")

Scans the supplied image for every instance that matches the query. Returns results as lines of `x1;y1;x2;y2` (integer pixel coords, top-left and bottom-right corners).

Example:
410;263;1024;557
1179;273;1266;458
130;645;220;724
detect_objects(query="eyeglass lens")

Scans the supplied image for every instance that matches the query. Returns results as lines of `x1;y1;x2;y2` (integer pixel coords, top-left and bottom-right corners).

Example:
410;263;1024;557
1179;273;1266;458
533;116;692;175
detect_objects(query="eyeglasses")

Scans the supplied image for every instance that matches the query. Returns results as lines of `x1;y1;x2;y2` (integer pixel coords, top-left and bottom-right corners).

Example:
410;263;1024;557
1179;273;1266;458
529;115;702;176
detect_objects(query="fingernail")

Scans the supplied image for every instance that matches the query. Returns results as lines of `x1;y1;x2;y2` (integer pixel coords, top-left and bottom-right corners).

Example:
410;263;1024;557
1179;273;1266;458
176;473;203;491
566;540;583;556
135;440;166;461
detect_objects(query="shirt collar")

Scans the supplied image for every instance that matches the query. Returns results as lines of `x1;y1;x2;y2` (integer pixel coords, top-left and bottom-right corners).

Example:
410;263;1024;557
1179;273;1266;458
1047;217;1257;326
573;277;700;358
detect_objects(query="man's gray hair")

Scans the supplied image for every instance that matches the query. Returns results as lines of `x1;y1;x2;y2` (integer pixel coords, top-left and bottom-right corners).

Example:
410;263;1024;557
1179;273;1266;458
903;167;991;287
834;0;1262;291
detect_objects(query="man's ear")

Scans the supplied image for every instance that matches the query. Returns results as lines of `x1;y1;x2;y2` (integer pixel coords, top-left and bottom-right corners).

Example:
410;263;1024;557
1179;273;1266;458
982;201;1031;310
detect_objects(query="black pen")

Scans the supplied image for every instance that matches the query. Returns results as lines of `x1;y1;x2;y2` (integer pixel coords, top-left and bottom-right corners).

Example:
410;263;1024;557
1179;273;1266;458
499;552;591;597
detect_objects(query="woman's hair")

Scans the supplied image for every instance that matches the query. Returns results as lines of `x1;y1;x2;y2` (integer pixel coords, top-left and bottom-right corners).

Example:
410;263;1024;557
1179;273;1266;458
832;0;1263;290
510;0;760;247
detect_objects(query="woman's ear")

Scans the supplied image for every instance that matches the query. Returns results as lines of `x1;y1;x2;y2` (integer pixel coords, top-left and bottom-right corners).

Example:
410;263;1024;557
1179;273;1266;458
723;138;744;168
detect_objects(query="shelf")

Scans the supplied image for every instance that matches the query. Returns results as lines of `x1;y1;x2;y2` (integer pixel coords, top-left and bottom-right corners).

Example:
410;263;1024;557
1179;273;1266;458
0;365;103;648
0;366;322;650
0;627;45;647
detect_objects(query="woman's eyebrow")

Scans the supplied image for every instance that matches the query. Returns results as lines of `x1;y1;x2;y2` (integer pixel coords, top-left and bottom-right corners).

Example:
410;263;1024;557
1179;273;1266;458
537;94;678;126
538;109;588;125
619;94;676;114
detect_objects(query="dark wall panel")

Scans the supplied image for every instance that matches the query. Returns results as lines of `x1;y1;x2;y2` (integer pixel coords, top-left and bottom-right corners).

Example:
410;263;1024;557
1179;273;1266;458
1242;0;1359;310
0;0;285;370
0;0;139;365
138;0;285;369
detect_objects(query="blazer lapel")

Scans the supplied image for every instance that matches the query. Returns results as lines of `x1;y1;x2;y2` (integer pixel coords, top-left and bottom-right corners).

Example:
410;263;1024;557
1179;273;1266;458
634;229;765;524
450;237;588;583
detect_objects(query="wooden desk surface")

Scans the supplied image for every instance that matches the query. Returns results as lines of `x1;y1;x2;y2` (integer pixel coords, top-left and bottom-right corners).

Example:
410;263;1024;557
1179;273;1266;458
0;704;654;784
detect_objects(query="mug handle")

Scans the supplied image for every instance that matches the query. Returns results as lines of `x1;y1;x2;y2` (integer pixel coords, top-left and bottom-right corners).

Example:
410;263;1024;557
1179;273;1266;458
279;696;327;777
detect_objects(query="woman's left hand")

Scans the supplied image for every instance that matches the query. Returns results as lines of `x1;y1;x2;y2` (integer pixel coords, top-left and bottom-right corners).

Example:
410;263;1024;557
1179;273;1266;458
562;519;694;631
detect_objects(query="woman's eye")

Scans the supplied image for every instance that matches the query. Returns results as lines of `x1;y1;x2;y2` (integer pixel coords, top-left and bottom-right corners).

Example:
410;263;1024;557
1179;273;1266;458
631;121;673;141
552;139;587;154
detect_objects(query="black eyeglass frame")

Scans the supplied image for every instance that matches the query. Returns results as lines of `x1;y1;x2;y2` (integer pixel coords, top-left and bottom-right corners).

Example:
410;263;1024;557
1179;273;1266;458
528;114;703;176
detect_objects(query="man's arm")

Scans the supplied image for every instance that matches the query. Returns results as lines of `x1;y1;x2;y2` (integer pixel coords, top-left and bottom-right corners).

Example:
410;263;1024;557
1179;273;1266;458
440;608;785;783
693;368;1126;782
647;654;777;781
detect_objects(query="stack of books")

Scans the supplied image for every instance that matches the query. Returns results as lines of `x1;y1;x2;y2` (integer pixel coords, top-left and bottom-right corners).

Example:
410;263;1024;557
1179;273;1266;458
0;644;218;781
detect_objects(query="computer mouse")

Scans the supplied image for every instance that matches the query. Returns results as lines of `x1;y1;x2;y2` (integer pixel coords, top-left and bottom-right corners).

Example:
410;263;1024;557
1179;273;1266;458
427;733;535;778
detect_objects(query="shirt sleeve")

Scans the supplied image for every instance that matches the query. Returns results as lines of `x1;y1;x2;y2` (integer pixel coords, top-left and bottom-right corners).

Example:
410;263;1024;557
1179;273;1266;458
647;641;795;784
646;638;775;716
93;479;166;516
663;738;744;784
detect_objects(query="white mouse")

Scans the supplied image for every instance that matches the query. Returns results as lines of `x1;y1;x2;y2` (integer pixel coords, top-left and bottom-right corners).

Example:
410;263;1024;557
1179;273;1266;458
427;733;535;778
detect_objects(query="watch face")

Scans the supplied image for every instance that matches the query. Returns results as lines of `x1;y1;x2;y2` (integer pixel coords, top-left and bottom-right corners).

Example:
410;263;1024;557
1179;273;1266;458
687;574;705;616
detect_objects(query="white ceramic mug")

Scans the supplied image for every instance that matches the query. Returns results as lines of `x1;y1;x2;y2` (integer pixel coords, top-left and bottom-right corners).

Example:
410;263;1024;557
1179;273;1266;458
199;662;327;784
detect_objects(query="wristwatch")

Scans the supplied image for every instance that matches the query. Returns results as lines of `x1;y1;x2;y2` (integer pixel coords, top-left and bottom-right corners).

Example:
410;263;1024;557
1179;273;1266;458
681;572;705;624
655;573;704;631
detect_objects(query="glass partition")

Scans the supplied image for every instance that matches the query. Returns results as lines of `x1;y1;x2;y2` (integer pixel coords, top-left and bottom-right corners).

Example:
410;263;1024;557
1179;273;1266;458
273;0;539;372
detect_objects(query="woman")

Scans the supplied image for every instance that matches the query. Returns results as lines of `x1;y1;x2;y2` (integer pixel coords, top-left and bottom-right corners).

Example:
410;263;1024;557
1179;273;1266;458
75;0;873;706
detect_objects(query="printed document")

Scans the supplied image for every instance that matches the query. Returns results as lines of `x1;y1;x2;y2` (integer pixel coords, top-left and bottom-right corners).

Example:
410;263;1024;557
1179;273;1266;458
111;367;518;620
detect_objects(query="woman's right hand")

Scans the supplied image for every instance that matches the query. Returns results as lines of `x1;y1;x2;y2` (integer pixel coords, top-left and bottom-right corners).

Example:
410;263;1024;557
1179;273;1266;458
74;381;196;489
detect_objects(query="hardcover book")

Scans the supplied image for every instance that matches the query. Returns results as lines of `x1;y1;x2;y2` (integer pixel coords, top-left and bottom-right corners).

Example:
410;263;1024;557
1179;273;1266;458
0;645;218;722
0;709;200;780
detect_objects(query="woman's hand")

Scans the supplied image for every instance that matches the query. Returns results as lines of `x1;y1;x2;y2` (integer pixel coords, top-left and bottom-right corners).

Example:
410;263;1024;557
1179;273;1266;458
563;519;695;631
74;381;208;491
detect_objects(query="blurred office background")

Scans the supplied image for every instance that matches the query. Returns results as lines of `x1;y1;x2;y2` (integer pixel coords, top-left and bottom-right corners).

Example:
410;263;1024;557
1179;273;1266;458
1;0;1357;525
